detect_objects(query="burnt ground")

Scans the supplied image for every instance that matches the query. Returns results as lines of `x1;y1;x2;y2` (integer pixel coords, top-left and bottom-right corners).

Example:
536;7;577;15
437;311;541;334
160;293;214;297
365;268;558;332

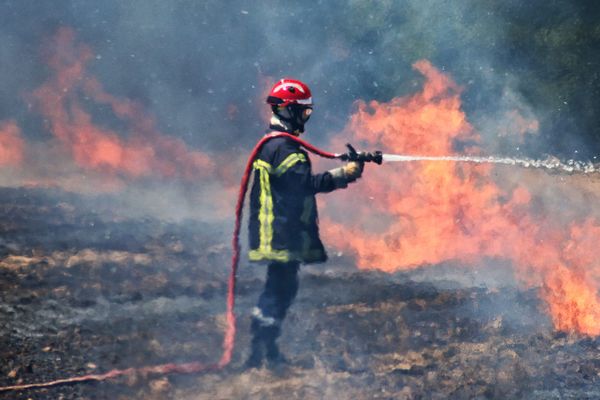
0;187;599;399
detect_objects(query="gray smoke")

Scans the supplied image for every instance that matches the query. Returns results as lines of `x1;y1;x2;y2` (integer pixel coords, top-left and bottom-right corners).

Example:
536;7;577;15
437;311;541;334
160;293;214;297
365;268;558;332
0;0;598;219
0;1;594;148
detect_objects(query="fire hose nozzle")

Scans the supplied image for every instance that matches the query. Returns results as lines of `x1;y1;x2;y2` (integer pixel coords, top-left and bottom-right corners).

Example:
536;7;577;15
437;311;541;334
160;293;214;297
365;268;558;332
339;143;383;165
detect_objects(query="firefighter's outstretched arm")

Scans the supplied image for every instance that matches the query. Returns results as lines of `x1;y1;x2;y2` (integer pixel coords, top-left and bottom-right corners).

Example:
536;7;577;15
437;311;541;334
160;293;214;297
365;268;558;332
281;158;363;194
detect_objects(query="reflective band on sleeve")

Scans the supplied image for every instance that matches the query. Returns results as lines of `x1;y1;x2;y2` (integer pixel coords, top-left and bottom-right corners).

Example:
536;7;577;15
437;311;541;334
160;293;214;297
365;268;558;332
253;159;273;173
274;153;307;176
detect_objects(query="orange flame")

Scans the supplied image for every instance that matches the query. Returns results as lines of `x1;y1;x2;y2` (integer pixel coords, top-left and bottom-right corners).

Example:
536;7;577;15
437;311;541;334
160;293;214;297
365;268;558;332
323;60;600;336
30;28;213;181
0;120;25;166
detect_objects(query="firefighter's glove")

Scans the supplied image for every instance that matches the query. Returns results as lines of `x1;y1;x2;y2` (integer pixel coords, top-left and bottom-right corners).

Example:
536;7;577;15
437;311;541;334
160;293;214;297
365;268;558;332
345;161;364;181
329;161;364;189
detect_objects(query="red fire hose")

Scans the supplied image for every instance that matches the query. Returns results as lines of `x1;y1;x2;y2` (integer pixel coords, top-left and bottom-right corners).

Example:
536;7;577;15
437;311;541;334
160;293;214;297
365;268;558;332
0;132;339;393
221;132;338;367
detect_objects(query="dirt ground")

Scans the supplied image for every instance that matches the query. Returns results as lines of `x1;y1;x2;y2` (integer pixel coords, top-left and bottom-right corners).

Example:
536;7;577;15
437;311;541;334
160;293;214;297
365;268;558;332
0;175;600;399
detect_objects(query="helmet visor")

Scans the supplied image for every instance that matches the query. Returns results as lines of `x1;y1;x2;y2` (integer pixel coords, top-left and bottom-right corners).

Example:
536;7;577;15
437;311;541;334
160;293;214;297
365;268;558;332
276;104;313;123
301;106;312;122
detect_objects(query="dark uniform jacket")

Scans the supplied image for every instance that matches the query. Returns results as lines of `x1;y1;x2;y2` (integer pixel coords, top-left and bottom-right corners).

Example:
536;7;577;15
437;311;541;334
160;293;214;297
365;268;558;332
248;134;338;264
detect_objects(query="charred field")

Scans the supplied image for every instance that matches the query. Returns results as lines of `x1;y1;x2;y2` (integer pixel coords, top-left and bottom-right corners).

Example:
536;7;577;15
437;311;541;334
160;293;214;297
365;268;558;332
0;185;599;400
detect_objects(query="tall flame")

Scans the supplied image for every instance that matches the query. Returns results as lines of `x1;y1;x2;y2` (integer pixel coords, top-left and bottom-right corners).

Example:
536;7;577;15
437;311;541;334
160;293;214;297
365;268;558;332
30;28;213;181
323;60;600;336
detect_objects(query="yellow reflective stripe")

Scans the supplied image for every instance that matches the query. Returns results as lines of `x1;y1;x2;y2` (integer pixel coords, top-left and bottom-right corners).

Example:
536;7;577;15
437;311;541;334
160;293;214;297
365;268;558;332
250;154;309;264
249;249;290;262
257;166;272;255
274;153;306;176
253;159;273;173
253;159;272;257
251;158;290;262
263;168;275;253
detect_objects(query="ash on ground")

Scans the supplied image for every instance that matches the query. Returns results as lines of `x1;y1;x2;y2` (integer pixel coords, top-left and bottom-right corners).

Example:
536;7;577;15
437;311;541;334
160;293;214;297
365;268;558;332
0;188;599;400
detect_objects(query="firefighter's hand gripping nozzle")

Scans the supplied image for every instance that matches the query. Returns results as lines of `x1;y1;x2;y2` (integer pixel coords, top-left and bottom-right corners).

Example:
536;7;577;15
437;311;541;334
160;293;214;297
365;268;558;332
339;143;383;165
328;144;382;189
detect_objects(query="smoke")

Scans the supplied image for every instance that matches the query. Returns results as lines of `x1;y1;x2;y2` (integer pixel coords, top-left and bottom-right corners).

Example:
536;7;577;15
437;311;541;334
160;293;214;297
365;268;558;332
1;1;595;172
0;0;599;334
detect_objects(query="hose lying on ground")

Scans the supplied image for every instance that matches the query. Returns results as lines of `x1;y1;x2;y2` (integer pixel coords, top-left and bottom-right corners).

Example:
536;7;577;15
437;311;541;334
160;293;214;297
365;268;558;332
0;131;338;393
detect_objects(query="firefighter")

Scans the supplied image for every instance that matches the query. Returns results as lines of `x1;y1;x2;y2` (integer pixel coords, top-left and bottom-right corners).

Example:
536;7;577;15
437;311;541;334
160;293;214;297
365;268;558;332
246;78;364;368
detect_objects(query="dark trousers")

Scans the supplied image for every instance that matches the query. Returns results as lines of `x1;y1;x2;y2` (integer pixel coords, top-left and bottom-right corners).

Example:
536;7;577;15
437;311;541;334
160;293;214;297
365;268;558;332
251;261;300;344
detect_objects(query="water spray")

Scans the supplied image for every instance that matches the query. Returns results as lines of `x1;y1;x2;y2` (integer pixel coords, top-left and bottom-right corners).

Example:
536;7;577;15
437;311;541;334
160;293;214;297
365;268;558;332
337;143;597;174
381;154;597;173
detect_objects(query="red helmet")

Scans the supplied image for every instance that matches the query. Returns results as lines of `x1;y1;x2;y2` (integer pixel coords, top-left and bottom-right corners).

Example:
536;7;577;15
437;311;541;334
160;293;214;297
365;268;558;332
266;78;313;107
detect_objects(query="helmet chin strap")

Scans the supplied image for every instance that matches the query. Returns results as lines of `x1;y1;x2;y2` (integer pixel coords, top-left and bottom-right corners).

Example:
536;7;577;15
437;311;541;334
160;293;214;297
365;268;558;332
269;114;303;135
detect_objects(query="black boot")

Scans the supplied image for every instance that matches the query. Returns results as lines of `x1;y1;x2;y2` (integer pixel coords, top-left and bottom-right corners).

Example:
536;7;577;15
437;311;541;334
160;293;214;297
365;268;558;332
244;320;264;369
263;326;288;368
244;337;263;369
266;341;287;366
